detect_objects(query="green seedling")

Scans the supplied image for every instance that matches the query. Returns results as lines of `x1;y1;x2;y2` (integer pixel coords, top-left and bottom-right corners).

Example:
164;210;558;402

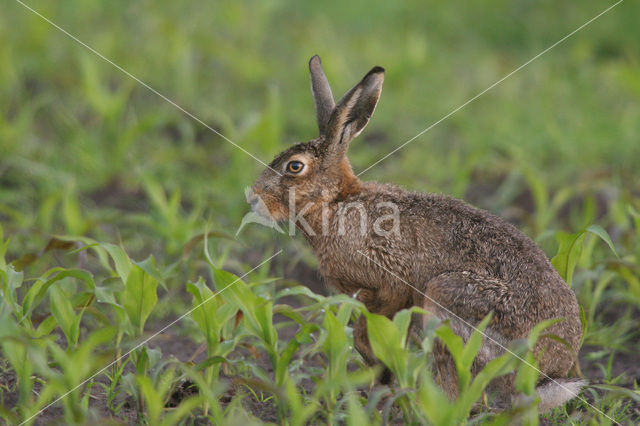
187;277;239;416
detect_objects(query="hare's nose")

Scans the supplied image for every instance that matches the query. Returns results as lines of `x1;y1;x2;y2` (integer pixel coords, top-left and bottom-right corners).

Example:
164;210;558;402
246;187;260;206
249;197;259;210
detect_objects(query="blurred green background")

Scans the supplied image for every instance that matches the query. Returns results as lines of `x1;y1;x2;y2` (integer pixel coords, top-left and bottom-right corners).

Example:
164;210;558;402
1;0;639;262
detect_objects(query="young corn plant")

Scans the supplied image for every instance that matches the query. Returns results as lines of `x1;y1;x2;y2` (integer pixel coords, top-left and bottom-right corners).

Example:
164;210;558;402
135;364;204;425
365;307;427;391
1;230;105;422
0;308;34;424
213;266;286;406
128;177;204;256
26;326;117;424
186;276;239;417
0;237;33;422
319;309;351;416
117;258;161;418
551;224;618;287
364;307;563;424
52;237;163;419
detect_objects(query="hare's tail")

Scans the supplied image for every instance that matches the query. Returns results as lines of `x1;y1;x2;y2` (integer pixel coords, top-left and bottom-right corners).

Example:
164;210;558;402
536;378;587;412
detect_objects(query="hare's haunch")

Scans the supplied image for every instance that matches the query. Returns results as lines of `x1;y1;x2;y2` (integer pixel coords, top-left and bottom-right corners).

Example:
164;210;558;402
248;55;583;411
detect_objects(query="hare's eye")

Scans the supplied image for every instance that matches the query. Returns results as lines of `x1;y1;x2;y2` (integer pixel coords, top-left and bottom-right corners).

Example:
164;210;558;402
286;161;304;174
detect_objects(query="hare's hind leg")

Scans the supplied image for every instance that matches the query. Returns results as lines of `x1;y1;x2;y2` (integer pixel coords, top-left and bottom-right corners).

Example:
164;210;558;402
420;272;518;406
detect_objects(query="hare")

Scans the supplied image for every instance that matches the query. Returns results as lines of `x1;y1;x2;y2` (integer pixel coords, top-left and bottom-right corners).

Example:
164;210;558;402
247;55;584;411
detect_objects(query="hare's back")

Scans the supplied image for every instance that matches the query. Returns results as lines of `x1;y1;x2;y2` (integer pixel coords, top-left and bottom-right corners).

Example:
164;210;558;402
359;182;561;286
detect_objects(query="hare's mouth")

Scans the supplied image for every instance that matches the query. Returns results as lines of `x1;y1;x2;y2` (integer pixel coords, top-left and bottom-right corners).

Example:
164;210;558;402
236;187;285;235
250;200;274;221
245;187;279;221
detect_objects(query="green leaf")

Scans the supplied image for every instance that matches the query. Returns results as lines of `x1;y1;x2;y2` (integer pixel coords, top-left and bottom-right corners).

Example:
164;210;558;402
131;346;161;376
455;350;520;418
94;278;125;305
460;314;492;370
160;396;203;426
35;315;58;338
182;231;238;259
0;225;7;266
0;265;23;314
276;338;301;386
586;224;619;258
94;278;127;326
365;312;414;387
101;243;132;283
514;352;539;396
526;317;563;349
336;301;356;326
436;314;499;413
136;375;161;424
273;304;308;326
1;337;33;403
214;267;279;371
135;256;164;288
187;278;237;351
194;356;227;371
435;324;464;359
274;284;325;303
1;338;28;379
346;392;368;426
551;225;619;286
49;285;81;347
123;264;158;335
22;269;95;323
323;311;349;380
392;308;414;342
551;230;586;286
416;370;455;425
436;323;469;391
62;188;88;235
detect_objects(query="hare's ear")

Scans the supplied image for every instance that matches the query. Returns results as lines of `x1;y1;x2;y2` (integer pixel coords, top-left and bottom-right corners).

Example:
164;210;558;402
309;55;335;135
323;65;384;158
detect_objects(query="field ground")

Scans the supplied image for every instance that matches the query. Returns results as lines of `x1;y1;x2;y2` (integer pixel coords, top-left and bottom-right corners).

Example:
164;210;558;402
1;0;640;424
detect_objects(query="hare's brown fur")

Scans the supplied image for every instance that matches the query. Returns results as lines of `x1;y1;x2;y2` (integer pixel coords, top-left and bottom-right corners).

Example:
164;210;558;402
248;56;583;410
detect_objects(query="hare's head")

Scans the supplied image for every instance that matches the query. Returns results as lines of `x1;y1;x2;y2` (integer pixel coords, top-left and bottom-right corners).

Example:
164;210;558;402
248;56;384;222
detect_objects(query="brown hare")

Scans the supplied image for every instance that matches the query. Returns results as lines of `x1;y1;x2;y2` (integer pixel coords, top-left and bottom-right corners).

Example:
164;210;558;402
247;55;584;411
